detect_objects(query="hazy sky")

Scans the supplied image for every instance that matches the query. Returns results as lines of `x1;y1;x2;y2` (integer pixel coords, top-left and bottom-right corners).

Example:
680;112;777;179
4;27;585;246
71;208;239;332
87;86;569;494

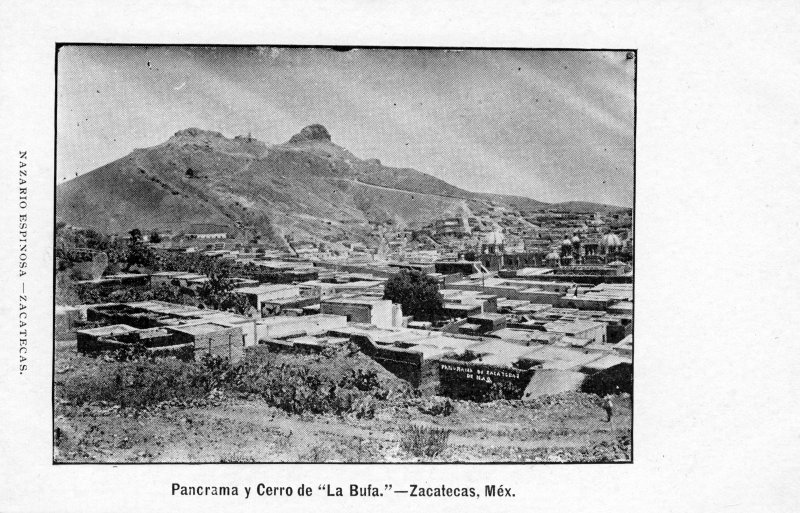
57;46;634;206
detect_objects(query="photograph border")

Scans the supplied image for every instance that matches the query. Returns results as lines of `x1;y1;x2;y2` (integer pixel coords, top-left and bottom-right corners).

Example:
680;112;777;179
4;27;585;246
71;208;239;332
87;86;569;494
52;43;636;465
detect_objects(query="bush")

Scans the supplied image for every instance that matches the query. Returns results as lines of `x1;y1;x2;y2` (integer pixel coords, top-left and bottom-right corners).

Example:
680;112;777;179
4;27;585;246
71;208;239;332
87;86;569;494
418;397;455;416
225;346;412;417
59;357;222;408
237;360;378;418
399;424;450;458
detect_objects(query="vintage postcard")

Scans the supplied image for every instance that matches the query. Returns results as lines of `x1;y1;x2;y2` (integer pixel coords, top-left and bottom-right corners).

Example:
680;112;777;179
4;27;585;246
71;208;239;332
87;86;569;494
2;2;798;512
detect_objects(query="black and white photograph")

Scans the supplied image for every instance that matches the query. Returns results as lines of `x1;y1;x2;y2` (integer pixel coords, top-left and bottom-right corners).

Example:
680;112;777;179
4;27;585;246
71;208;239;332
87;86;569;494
3;1;800;511
53;46;634;463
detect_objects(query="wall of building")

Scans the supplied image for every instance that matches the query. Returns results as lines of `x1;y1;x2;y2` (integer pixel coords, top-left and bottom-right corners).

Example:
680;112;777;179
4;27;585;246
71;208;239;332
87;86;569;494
321;302;372;324
320;300;394;328
255;315;348;341
437;359;535;401
556;295;613;310
447;282;562;304
347;334;436;392
55;307;81;339
167;325;245;362
574;323;607;345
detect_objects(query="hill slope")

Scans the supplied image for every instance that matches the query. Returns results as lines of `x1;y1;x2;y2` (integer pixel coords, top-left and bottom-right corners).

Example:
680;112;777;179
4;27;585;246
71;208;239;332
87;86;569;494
57;125;622;245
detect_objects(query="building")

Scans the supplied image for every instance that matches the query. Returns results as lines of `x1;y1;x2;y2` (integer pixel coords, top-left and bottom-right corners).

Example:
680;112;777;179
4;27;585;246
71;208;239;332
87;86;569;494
320;296;401;328
613;334;633;356
543;319;608;345
167;323;245;361
233;284;301;316
447;276;572;305
255;314;348;341
439;289;498;318
489;327;562;346
185;223;229;239
465;313;507;334
79;301;259;355
76;324;138;353
333;325;478;394
433;260;488;276
442;302;483;319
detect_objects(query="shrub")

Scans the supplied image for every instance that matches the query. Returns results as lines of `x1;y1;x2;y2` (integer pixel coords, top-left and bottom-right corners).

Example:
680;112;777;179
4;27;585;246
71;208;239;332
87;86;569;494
225;346;411;417
418;397;455;416
399;424;450;458
59;357;219;408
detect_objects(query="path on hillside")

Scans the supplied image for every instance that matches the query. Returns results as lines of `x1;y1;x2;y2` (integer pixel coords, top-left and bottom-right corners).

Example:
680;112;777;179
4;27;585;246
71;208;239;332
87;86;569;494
350;178;478;202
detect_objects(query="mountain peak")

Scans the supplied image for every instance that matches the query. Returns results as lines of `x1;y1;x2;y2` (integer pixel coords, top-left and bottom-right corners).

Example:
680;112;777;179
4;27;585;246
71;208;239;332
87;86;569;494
287;124;332;144
171;127;225;139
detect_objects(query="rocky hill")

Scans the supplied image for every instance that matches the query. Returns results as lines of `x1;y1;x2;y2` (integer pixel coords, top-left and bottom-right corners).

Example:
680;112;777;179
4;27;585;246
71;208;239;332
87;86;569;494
57;125;622;247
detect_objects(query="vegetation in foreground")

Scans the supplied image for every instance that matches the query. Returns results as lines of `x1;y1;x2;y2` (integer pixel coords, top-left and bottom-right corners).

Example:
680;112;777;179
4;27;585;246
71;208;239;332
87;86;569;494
54;344;632;463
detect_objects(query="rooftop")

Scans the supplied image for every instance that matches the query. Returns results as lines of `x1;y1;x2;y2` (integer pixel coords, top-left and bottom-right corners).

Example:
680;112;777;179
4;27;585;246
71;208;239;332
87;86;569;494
77;324;138;336
234;283;298;295
523;346;606;370
490;328;560;344
469;312;507;322
168;323;233;336
581;354;632;371
322;295;389;306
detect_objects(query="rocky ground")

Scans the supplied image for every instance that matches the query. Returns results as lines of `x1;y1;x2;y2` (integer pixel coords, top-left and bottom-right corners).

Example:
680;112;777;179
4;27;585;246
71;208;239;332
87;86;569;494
54;339;632;463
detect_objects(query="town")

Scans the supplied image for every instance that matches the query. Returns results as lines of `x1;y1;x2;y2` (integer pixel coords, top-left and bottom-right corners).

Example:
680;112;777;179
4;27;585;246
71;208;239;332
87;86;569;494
56;204;632;405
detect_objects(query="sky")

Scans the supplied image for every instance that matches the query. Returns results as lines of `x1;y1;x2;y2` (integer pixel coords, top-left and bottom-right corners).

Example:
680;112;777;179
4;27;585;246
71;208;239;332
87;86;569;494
57;46;634;206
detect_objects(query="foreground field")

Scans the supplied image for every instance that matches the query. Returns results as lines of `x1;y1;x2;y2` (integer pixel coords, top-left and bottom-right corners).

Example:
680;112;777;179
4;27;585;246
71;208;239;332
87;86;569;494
54;339;632;463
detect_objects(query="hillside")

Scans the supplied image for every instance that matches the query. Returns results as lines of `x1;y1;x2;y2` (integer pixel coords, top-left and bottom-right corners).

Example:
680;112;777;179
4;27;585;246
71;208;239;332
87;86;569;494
57;125;623;245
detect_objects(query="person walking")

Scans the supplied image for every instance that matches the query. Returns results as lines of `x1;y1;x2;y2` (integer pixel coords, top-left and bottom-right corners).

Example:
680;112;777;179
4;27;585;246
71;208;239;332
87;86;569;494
601;394;614;422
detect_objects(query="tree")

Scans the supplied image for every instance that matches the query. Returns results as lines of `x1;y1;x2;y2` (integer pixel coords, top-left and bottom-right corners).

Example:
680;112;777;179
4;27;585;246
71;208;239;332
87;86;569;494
125;228;157;270
149;231;162;244
197;263;232;309
383;269;444;322
196;260;249;313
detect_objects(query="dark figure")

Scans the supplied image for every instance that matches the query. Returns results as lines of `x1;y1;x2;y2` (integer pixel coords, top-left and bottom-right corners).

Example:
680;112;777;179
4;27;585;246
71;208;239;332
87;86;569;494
601;394;614;422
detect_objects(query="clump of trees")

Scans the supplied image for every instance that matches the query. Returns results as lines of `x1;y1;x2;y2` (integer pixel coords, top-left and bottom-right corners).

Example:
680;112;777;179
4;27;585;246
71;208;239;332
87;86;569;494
383;269;443;322
196;260;252;315
56;225;252;315
55;225;158;272
56;223;127;267
125;229;157;270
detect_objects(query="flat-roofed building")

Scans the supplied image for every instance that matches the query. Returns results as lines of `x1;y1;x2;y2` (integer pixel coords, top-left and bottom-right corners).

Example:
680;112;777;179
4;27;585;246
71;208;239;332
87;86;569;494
442;302;483;319
544;319;608;345
521;345;607;371
608;301;633;315
255;314;348;341
466;313;507;334
321;296;398;328
496;299;531;313
76;324;138;353
490;327;562;346
447;277;569;305
437;339;541;400
580;354;632;373
234;284;301;316
189;311;258;347
333;325;481;394
167;323;245;361
185;223;229;239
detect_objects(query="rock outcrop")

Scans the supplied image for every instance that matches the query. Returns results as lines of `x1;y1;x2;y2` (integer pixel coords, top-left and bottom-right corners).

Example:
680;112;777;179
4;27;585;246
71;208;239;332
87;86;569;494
287;124;332;144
